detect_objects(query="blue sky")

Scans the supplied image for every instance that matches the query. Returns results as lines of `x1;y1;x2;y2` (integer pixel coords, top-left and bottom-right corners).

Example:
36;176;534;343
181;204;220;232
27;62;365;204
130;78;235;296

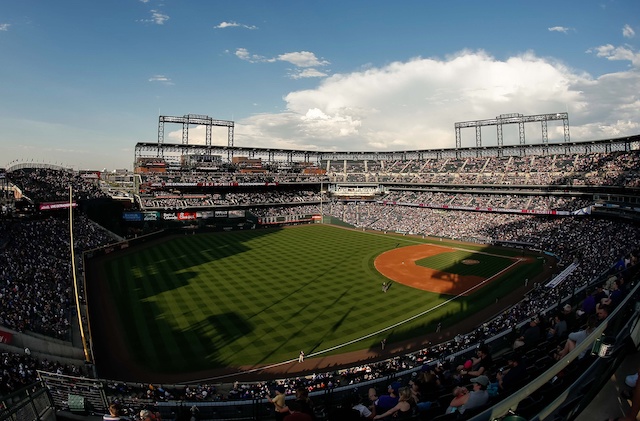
1;0;639;170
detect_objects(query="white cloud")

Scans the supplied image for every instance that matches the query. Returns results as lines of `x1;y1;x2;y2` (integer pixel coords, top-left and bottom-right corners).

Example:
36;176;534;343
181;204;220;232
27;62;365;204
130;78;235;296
234;48;274;63
0;23;10;31
590;44;640;67
233;49;640;152
137;9;169;25
139;0;150;3
548;26;571;34
623;24;635;39
289;68;329;79
277;51;329;68
148;75;174;85
235;49;330;78
214;21;257;30
150;10;169;25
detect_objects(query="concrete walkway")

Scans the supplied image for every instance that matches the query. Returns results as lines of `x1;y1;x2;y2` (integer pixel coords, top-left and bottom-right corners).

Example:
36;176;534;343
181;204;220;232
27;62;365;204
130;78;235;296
580;350;640;421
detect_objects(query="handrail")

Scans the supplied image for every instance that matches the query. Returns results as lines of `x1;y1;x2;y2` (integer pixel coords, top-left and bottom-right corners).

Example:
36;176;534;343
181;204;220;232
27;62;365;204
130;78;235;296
472;277;640;421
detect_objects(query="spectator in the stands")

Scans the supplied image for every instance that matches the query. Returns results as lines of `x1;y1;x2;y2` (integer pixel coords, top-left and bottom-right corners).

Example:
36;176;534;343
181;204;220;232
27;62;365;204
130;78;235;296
596;303;612;323
582;289;597;316
268;385;287;421
555;315;597;360
495;354;528;394
547;312;568;342
456;344;493;384
103;402;123;421
447;375;490;415
282;387;315;420
373;386;415;420
513;317;542;350
373;382;401;414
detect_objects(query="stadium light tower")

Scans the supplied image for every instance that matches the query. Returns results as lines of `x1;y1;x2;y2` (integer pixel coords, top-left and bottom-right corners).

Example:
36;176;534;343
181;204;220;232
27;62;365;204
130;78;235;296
454;112;570;154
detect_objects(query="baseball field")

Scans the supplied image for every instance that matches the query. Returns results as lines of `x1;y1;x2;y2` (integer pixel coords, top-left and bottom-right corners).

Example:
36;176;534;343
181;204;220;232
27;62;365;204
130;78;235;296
90;224;545;380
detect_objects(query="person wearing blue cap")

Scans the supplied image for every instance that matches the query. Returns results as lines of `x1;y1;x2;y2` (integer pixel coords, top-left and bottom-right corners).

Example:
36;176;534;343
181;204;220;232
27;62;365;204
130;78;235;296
374;382;401;414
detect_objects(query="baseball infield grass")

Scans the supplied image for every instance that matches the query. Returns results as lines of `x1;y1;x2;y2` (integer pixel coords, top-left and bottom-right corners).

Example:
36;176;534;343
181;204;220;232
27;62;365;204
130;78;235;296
102;224;543;374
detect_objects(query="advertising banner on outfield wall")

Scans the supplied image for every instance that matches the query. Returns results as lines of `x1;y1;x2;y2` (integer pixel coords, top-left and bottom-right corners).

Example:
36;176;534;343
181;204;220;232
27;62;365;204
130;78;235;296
228;210;245;218
258;214;315;225
177;212;197;220
143;211;160;221
197;211;214;219
123;212;143;221
215;210;229;218
0;329;13;344
39;201;78;211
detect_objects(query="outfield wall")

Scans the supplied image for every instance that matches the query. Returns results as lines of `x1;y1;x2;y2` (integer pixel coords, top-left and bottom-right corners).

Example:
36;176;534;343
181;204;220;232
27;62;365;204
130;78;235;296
0;327;84;363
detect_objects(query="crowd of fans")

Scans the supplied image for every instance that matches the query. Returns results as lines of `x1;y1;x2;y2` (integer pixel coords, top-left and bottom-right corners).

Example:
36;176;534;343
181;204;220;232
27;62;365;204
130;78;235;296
0;214;118;399
381;190;592;212
136;149;640;190
139;172;327;190
8;167;109;203
0;352;83;397
136;189;593;212
139;190;320;210
0;216;116;339
325;150;640;186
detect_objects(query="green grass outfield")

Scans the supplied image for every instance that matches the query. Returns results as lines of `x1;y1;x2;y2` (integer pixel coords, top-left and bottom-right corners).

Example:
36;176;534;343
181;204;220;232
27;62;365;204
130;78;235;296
103;224;544;374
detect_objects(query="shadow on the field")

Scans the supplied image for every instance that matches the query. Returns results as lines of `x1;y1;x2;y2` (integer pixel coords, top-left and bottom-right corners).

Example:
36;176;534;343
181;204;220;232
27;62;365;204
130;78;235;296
188;312;255;367
109;228;286;300
305;306;355;356
252;287;355;365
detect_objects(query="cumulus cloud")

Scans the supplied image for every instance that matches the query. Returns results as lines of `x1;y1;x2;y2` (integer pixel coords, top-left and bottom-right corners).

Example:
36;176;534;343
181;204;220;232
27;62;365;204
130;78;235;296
233;49;640;152
548;26;571;33
148;75;174;85
214;21;257;30
235;48;329;78
623;24;635;39
590;44;640;67
0;23;10;31
277;51;329;68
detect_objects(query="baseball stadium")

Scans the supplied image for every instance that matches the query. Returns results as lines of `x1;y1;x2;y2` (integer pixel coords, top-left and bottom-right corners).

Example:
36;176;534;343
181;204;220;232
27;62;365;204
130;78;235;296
1;113;640;421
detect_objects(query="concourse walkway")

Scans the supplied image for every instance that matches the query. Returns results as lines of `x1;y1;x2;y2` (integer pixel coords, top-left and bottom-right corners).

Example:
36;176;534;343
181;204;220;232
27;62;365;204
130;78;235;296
580;350;640;421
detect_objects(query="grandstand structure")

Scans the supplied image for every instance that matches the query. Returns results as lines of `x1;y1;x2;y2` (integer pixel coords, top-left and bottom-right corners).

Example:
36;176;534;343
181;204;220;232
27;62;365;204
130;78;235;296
132;115;640;225
137;113;602;167
3;113;640;421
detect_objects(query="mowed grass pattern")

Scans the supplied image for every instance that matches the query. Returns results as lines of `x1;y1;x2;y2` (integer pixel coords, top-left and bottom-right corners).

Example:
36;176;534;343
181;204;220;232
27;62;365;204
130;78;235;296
103;225;540;374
